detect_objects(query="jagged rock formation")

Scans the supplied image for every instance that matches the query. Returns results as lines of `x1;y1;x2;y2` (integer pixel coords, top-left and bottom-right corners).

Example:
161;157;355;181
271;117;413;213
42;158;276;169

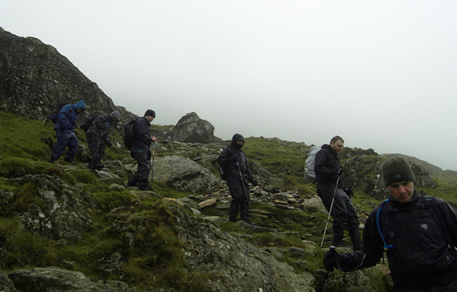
0;27;129;125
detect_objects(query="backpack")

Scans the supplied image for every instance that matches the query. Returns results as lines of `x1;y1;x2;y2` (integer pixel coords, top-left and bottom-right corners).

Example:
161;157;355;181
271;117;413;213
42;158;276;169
48;103;67;124
304;145;321;182
80;115;97;132
376;196;457;258
123;119;136;150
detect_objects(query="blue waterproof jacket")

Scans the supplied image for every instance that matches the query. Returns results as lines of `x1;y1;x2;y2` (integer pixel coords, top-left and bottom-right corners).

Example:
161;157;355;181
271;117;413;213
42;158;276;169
54;100;86;130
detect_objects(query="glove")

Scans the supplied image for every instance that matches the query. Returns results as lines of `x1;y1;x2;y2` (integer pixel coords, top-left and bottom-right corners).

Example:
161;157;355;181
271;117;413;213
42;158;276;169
106;140;113;147
250;179;258;186
323;250;338;272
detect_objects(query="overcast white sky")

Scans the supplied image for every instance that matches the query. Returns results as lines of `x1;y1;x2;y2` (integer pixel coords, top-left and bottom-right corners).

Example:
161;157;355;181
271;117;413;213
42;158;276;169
3;0;457;171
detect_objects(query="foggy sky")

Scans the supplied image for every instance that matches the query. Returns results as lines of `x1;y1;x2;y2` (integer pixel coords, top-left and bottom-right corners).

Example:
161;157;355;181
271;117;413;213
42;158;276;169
3;0;457;171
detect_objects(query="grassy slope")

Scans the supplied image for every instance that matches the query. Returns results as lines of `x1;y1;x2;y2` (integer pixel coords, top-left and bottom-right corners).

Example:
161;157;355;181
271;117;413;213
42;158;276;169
1;111;456;291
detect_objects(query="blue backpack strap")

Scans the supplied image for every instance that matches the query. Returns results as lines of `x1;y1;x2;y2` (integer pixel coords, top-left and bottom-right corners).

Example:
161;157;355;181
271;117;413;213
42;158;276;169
376;199;394;250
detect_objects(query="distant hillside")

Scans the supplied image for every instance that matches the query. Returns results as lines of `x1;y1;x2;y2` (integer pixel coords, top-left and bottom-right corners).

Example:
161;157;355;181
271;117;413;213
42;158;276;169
385;153;457;184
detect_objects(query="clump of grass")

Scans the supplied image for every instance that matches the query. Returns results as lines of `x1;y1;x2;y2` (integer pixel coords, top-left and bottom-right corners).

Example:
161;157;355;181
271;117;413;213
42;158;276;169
68;169;97;184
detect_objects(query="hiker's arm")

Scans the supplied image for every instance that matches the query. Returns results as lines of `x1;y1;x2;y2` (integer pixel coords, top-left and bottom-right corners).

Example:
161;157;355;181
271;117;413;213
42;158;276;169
134;119;152;145
337;211;384;271
218;147;233;168
441;201;457;246
58;105;73;130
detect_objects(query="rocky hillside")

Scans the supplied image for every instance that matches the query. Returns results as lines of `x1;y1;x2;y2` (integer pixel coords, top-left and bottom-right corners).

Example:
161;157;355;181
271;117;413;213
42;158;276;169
1;26;457;292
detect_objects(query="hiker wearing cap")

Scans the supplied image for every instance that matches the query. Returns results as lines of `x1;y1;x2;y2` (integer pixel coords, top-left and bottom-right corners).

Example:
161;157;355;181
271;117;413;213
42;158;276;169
127;109;157;191
323;156;457;291
49;100;86;164
218;134;257;224
86;111;121;170
314;136;362;251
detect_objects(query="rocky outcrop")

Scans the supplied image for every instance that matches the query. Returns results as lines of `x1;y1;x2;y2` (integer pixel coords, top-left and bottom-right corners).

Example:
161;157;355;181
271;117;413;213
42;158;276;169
0;27;127;125
155;112;223;143
8;267;134;292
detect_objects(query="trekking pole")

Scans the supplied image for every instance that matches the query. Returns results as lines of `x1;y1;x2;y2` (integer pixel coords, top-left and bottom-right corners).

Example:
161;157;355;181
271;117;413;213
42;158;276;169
320;174;341;248
236;161;250;204
322;246;337;292
150;141;156;188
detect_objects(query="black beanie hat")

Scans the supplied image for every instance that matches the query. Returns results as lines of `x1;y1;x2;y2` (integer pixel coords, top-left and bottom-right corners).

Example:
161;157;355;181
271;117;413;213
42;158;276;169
382;157;416;186
144;109;156;118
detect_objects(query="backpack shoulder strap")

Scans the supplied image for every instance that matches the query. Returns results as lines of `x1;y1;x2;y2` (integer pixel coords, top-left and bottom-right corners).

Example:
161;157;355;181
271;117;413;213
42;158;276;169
376;199;394;251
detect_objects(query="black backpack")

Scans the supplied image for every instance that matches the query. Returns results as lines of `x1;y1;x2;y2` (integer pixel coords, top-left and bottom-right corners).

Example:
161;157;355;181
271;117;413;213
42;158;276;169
48;103;67;124
123;119;136;150
218;163;227;181
80;115;97;132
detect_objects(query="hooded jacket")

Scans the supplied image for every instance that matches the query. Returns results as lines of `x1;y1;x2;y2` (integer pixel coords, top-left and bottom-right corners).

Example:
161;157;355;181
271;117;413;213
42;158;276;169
54;100;86;130
218;134;254;183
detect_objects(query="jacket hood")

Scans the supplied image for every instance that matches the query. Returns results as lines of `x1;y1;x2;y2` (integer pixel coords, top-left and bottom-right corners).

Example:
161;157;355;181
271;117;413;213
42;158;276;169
231;134;245;149
74;100;86;110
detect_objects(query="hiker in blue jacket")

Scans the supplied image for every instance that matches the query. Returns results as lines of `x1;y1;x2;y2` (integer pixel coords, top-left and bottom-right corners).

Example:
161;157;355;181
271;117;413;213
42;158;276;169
324;157;457;291
49;100;86;163
218;134;257;223
315;136;362;251
127;109;157;191
86;111;121;170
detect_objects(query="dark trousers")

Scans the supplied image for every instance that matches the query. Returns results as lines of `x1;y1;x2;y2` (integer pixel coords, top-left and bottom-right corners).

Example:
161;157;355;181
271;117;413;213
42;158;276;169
50;128;78;162
227;178;250;223
87;132;106;167
129;152;151;189
317;183;362;249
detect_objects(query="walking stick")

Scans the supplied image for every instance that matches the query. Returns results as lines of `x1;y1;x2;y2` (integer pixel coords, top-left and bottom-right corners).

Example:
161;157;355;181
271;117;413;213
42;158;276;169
320;174;341;248
236;161;250;203
150;141;156;188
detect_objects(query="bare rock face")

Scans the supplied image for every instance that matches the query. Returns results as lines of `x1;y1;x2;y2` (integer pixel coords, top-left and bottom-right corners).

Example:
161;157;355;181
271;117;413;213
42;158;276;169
159;112;223;143
0;27;126;125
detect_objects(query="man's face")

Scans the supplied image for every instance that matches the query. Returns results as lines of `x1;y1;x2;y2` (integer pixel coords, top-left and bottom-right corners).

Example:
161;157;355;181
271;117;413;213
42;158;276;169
387;181;414;203
146;116;155;123
330;140;344;153
236;140;244;146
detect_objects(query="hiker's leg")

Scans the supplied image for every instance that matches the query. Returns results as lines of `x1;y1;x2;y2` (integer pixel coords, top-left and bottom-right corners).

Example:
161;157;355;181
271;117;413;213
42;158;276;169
345;196;362;250
50;129;70;162
331;189;348;246
228;179;244;222
64;132;79;162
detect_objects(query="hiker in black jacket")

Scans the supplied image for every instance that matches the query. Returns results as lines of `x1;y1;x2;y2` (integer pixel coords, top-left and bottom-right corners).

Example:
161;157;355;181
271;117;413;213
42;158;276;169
86;111;121;170
218;134;257;223
127;109;157;191
314;136;362;250
324;157;457;291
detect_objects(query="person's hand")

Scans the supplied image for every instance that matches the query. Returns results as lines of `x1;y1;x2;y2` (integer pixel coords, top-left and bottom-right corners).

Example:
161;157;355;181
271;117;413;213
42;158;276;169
250;179;258;186
323;249;338;272
343;187;353;198
151;136;157;142
106;140;113;147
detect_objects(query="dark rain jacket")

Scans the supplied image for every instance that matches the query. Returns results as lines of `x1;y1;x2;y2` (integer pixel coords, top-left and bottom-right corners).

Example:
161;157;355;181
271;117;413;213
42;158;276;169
130;117;152;154
218;134;254;183
337;192;457;289
87;114;114;145
314;144;342;187
54;100;86;130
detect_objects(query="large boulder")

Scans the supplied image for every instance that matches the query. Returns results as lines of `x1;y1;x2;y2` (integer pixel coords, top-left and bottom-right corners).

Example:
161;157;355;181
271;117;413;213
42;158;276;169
167;112;223;143
152;155;220;194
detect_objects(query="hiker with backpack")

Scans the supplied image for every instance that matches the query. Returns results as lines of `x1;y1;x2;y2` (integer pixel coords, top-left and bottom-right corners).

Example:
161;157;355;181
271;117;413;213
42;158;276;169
49;100;86;164
217;134;257;224
323;157;457;291
126;109;157;191
314;136;362;251
85;111;121;170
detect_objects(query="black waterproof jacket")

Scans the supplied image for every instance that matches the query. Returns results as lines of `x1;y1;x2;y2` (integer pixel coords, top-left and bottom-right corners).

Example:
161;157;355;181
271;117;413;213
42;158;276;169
87;114;114;145
314;144;341;186
337;192;457;289
217;134;254;183
130;117;152;154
